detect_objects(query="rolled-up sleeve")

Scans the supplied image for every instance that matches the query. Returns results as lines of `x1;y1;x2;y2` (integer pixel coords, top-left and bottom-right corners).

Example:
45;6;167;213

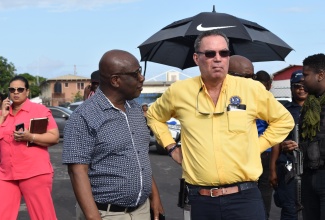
257;90;294;152
147;87;176;148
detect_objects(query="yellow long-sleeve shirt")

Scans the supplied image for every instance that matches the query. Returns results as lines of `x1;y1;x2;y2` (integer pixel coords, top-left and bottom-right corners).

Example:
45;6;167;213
147;75;294;186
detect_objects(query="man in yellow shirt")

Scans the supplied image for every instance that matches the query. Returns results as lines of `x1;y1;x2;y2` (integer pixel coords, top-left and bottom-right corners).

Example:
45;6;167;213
147;30;294;220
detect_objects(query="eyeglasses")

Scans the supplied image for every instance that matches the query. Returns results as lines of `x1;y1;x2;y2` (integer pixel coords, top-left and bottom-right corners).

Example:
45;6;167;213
292;83;305;90
8;87;26;93
196;50;231;58
228;71;254;79
196;87;224;115
111;67;143;80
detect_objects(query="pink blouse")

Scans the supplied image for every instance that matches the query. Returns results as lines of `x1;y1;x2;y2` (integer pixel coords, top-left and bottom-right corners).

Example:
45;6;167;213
0;99;58;180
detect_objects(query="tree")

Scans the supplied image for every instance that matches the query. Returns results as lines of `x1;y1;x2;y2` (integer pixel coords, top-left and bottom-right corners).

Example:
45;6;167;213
73;91;83;102
0;56;16;94
20;73;46;98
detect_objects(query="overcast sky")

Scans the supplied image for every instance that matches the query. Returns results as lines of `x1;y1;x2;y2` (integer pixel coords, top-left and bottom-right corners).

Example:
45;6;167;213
0;0;324;80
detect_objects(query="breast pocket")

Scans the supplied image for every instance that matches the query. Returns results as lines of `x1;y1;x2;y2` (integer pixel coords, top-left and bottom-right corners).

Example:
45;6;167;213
227;110;247;133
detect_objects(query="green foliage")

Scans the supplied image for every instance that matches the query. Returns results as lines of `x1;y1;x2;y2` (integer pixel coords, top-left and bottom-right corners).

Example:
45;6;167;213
73;91;83;102
0;55;48;98
0;56;16;94
19;73;46;98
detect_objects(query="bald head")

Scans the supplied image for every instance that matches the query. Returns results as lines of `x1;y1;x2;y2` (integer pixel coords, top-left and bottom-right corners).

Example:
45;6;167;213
228;55;254;78
99;50;138;76
99;50;139;86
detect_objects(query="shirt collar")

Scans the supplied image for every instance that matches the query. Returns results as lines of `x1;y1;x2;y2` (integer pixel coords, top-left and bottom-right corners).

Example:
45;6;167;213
286;100;301;108
199;75;228;94
93;88;131;111
10;98;32;114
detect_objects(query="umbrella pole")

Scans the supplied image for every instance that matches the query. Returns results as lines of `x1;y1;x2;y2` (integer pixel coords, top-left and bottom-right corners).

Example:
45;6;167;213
144;60;147;77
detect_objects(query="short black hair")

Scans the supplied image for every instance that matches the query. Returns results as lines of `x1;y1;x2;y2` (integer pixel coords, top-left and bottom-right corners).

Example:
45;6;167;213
254;70;271;83
303;53;325;73
9;75;29;89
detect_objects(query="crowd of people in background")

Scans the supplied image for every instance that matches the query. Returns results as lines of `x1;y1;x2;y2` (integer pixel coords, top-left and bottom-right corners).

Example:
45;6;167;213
1;29;325;220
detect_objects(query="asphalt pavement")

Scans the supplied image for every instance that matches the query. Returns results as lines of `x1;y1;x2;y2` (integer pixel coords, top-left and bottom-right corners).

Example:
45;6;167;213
17;142;281;220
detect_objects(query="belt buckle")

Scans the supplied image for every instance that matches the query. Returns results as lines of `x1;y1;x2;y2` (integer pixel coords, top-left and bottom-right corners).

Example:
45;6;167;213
210;187;219;197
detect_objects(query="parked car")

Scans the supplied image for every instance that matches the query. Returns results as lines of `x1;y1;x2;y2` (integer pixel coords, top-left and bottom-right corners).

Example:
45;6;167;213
67;101;83;111
48;106;72;137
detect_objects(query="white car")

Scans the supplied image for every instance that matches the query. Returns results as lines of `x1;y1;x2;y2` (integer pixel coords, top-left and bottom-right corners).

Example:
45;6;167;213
153;118;181;155
147;103;181;154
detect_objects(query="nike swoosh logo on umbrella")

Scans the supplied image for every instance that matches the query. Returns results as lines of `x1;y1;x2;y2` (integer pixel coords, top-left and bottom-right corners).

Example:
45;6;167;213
196;24;236;31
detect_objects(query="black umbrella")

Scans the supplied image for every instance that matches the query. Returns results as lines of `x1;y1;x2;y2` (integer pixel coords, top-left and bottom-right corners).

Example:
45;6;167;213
138;6;293;71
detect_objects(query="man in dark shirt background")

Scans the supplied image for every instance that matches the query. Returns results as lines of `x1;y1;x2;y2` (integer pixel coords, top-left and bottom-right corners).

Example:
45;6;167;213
269;70;307;220
83;70;100;100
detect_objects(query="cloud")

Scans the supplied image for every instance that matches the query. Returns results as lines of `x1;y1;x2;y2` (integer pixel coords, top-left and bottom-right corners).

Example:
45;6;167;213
21;56;66;77
280;7;311;13
0;0;140;11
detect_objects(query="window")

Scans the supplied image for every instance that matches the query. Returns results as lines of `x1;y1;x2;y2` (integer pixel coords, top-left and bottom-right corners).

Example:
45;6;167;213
54;82;62;93
77;82;84;90
65;83;69;87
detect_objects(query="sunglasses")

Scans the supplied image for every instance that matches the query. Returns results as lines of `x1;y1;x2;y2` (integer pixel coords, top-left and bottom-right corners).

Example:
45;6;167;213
196;50;231;58
292;83;304;90
196;87;224;115
228;71;254;79
111;66;143;80
8;87;26;93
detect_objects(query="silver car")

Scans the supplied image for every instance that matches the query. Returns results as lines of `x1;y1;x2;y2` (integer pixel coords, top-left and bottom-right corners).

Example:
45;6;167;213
48;106;72;137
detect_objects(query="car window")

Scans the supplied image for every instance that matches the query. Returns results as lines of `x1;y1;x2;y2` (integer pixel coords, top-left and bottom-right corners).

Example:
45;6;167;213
69;105;79;111
50;109;64;118
51;109;62;118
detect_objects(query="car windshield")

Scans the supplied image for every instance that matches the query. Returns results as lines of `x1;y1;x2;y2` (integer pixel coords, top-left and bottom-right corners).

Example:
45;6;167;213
68;101;83;111
56;106;73;114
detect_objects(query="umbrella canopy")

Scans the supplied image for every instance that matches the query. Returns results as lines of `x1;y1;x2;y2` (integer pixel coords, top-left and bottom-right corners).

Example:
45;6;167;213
138;7;293;70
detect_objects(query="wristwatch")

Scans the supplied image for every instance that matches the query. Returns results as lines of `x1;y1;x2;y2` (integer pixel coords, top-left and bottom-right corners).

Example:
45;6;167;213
167;144;178;157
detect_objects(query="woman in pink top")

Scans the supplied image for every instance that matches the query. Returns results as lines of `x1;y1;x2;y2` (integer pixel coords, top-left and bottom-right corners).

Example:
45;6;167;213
0;75;59;220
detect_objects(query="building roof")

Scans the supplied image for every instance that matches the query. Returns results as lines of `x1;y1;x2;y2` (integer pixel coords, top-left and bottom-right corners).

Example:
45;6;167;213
144;81;174;86
48;74;90;81
273;65;302;76
272;65;303;81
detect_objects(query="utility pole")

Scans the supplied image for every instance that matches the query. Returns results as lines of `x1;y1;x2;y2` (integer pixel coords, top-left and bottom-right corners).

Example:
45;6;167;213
74;65;77;75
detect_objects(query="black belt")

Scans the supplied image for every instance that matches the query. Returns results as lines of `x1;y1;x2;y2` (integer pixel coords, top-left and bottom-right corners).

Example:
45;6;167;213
187;181;257;197
95;202;140;213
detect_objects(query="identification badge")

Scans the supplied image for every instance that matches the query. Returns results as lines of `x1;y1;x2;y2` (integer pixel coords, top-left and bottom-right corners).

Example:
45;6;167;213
183;204;191;220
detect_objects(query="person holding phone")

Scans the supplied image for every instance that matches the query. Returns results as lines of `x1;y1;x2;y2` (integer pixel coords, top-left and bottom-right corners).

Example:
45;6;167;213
83;70;100;100
0;75;59;220
0;93;5;108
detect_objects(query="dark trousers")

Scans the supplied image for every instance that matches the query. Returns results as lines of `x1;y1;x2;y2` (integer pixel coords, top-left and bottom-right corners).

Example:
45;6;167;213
187;187;266;220
258;151;273;219
273;162;297;220
301;169;325;220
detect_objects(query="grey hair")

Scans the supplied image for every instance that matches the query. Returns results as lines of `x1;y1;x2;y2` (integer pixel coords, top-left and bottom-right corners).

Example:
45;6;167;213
194;30;229;52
